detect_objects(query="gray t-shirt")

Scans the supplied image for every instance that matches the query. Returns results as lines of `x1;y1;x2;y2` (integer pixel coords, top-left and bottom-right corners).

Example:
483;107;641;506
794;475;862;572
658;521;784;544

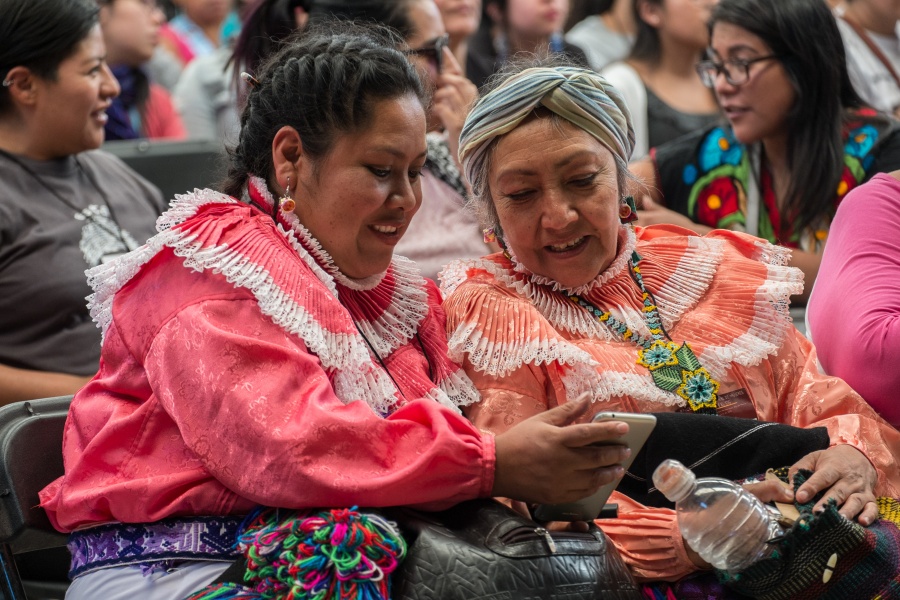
0;149;165;375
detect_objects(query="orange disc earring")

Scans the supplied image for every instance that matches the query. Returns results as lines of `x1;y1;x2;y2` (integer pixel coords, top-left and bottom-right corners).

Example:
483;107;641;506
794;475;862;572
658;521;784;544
619;196;638;224
279;176;296;213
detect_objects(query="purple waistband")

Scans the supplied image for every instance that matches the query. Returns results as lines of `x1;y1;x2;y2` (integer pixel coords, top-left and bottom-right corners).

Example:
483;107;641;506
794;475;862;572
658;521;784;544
68;515;243;579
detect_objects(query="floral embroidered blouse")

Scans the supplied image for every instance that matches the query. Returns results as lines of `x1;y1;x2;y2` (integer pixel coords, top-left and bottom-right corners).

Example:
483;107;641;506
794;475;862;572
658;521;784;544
651;109;900;252
441;225;900;582
39;179;490;532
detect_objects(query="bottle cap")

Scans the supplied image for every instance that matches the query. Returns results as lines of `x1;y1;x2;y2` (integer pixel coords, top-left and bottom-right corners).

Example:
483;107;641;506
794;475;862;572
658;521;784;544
653;459;696;502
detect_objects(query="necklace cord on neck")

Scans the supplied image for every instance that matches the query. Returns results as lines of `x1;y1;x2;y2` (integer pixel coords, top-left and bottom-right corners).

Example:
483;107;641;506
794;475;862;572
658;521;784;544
0;148;153;253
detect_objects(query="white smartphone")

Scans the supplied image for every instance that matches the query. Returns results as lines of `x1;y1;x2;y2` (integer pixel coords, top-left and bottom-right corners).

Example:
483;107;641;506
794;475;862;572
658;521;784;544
532;412;657;522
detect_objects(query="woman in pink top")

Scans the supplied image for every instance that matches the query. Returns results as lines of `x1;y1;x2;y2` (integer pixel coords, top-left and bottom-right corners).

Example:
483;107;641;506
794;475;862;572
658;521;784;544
807;171;900;427
39;23;630;598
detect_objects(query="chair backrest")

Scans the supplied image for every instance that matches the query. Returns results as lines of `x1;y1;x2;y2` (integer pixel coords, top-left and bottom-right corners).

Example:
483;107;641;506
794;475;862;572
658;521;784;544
0;396;71;554
102;138;227;202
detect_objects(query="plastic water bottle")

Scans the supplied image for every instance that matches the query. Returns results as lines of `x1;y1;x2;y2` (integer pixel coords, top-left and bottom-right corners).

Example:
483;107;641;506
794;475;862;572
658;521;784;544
652;459;782;572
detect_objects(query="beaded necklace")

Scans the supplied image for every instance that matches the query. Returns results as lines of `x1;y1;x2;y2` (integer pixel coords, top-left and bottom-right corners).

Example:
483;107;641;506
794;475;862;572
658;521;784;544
568;251;721;414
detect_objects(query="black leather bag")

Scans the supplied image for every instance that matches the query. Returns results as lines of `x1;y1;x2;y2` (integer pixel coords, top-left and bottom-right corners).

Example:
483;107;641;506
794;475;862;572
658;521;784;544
384;499;642;600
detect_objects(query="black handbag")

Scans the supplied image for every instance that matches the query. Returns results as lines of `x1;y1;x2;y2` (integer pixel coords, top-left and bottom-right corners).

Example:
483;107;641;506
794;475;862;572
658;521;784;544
190;499;641;600
384;499;642;600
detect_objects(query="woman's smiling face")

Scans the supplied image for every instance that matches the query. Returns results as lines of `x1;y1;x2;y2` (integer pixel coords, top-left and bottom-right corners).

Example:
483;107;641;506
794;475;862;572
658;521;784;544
489;114;623;289
291;93;428;279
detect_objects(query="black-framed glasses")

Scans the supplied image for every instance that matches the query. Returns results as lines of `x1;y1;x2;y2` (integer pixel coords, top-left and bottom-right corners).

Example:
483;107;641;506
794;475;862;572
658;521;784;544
405;34;450;73
695;55;780;87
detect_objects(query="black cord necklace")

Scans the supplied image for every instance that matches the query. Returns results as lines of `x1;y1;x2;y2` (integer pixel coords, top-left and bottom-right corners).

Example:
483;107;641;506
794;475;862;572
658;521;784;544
0;147;133;252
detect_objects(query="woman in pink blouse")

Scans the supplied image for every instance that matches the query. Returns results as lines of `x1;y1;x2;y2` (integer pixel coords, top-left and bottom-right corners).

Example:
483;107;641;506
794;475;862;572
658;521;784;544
807;171;900;427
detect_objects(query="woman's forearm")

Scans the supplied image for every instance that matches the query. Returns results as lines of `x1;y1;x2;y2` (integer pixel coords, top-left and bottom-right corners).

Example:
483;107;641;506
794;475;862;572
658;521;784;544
0;362;91;406
788;247;823;303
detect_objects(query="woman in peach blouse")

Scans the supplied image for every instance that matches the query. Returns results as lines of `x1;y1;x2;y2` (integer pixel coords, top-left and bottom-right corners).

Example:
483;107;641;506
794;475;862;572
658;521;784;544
440;59;900;582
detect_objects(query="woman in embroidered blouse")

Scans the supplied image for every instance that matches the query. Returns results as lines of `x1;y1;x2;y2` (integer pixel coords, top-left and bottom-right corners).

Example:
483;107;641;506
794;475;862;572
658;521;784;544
39;24;631;598
440;59;900;583
630;0;900;300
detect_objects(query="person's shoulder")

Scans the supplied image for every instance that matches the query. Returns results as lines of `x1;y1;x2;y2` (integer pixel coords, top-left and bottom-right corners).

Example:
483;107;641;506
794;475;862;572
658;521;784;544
600;62;644;98
79;149;147;181
565;15;605;42
440;254;532;303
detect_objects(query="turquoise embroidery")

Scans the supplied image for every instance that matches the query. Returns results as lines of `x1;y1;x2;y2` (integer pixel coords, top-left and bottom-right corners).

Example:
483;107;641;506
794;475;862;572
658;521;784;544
679;115;884;248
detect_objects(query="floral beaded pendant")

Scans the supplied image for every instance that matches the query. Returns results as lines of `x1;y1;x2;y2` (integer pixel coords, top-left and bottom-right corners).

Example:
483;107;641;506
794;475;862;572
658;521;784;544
569;253;721;414
637;341;720;412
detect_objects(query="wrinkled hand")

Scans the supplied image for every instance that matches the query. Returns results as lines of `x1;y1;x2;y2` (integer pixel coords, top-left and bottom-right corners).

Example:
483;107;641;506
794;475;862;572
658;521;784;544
492;395;630;505
790;445;879;525
432;47;477;164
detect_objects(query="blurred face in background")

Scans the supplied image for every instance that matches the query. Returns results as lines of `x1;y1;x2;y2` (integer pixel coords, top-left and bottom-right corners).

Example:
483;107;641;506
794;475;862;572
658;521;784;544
504;0;569;38
406;0;448;89
639;0;716;51
435;0;481;42
173;0;231;26
100;0;166;67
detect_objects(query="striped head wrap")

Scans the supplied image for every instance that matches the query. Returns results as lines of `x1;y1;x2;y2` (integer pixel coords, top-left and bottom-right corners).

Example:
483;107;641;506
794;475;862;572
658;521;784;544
458;66;635;194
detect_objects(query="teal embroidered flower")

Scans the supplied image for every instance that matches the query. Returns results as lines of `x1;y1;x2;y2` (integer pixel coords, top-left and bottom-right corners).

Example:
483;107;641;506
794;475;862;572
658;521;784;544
845;125;878;159
676;367;719;410
698;128;743;172
637;340;679;371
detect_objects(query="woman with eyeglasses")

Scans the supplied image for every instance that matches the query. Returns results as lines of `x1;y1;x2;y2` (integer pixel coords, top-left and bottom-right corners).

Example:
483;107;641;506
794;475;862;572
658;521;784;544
630;0;900;301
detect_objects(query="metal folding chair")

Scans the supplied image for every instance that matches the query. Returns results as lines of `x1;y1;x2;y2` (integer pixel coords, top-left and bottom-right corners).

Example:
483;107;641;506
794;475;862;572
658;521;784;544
0;396;72;599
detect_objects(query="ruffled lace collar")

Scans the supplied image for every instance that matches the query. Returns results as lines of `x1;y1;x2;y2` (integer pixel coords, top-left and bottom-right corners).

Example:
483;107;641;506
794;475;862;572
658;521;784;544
509;226;636;295
442;226;727;345
245;176;428;358
86;183;484;416
442;226;802;408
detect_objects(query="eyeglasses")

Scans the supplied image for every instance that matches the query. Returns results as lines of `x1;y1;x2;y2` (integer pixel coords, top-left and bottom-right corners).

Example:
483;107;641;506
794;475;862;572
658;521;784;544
405;35;450;73
695;55;780;87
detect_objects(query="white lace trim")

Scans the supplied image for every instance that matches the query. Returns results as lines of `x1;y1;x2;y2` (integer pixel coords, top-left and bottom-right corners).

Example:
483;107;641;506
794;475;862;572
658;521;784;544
651;236;725;331
418;369;482;415
250;177;427;356
442;231;723;341
434;368;482;409
560;361;686;408
356;256;430;358
518;227;637;295
697;260;803;380
443;232;799;387
447;320;599;378
86;188;440;417
156;188;236;231
89;189;239;340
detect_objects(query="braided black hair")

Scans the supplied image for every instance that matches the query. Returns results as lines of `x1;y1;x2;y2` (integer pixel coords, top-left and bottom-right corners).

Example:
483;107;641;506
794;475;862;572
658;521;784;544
221;22;428;198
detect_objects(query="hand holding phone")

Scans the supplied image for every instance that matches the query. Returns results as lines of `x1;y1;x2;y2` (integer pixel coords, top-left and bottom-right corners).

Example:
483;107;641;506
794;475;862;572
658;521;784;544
532;412;657;522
